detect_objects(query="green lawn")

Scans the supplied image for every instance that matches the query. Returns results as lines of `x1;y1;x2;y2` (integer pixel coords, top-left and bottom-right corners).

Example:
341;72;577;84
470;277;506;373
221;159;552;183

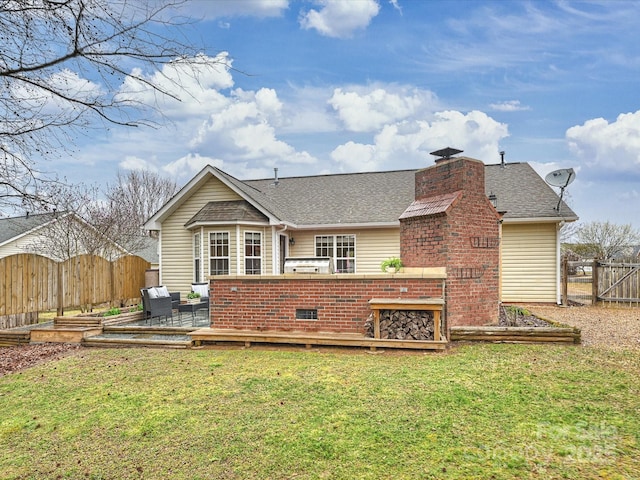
1;344;638;479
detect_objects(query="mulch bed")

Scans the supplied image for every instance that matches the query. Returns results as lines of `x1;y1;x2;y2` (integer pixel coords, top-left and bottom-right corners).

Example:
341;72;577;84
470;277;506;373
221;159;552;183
498;305;553;327
0;343;81;377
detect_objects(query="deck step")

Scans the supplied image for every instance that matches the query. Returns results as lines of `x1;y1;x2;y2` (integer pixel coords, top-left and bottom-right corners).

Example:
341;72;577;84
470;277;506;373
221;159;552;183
103;325;197;335
0;330;31;346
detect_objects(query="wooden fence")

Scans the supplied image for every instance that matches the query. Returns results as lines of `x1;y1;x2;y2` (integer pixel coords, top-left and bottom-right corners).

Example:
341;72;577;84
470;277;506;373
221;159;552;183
596;261;640;305
562;258;640;306
0;253;150;328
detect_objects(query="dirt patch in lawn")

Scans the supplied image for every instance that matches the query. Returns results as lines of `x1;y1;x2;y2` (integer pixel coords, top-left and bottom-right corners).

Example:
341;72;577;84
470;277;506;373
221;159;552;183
0;343;82;377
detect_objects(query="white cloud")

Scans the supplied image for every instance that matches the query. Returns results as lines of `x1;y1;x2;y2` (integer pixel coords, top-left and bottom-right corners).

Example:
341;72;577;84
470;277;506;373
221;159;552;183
189;87;317;167
489;100;530;112
300;0;380;38
618;189;639;201
163;153;223;178
119;156;158;172
566;110;640;178
331;109;509;172
331;141;377;171
328;85;438;132
11;69;102;117
180;0;289;20
117;53;234;118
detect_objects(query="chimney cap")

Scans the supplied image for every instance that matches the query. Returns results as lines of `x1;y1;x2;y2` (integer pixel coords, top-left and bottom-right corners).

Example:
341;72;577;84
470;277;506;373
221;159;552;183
430;147;463;161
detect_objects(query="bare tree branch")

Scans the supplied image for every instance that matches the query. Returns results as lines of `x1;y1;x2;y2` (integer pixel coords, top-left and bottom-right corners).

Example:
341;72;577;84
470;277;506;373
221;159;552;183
575;221;640;260
0;0;223;214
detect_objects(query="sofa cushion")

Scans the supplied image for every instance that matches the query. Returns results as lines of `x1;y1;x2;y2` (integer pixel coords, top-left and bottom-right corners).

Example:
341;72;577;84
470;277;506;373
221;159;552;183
192;283;208;298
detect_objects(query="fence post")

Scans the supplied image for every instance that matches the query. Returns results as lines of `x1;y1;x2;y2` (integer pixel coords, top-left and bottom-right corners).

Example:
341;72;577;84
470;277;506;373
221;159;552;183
561;255;568;306
591;258;599;305
56;261;64;316
110;260;116;308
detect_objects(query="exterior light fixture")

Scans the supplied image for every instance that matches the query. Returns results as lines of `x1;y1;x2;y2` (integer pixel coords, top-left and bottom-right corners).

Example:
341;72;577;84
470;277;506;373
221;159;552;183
488;193;498;209
289;237;295;246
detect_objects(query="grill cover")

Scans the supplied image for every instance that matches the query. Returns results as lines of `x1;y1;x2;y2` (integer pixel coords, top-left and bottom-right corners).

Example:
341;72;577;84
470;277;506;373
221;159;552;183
283;257;334;274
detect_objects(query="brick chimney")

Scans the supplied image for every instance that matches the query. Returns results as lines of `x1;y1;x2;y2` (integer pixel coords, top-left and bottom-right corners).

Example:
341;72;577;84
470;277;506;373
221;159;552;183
399;156;501;327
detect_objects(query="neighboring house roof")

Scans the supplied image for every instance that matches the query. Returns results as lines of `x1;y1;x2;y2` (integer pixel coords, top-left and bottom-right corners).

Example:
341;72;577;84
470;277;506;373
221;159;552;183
144;160;578;230
0;211;131;258
0;212;67;247
132;236;159;265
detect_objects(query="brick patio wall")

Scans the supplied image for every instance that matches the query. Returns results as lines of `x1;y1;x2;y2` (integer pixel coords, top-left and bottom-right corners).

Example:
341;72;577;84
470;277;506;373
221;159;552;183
209;274;444;334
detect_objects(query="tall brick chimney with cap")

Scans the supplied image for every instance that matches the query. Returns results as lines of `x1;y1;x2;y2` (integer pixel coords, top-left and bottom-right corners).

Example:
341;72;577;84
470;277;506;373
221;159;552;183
399;153;501;327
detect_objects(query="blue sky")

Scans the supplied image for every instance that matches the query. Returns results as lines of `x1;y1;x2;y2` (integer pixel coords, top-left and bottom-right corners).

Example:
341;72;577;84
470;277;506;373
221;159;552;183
54;0;640;229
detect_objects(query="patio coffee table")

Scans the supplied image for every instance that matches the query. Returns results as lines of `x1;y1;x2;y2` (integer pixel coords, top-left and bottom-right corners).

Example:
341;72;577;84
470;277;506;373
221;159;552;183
178;301;209;326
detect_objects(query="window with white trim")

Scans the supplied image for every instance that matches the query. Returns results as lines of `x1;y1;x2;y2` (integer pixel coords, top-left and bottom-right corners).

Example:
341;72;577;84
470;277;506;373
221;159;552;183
315;234;356;273
194;233;201;282
244;231;261;275
209;232;230;275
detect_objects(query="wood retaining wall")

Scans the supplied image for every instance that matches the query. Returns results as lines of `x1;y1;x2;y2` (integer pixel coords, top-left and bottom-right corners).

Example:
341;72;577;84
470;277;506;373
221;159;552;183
450;326;581;344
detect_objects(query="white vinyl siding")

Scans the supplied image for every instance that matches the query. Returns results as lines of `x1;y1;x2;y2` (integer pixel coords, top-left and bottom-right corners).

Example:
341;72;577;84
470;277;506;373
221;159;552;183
290;228;400;273
160;176;243;295
501;223;558;303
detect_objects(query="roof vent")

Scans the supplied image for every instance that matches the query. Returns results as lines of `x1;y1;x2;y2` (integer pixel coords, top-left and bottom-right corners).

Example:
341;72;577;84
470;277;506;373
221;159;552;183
272;167;279;186
430;147;463;163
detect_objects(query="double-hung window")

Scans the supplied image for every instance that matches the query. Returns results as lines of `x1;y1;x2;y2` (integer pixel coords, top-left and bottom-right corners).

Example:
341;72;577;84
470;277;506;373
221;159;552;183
315;234;356;273
244;232;262;275
209;232;230;275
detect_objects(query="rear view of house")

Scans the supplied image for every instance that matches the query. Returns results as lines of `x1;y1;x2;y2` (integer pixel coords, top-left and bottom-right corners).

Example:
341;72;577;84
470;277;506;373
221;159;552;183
144;154;577;305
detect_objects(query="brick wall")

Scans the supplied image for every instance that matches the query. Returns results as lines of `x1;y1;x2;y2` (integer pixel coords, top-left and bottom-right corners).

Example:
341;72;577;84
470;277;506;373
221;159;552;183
401;157;501;326
210;275;444;334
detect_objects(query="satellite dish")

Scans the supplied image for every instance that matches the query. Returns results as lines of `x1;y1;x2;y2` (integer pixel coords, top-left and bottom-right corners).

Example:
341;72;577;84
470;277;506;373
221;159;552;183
545;168;576;212
545;168;575;188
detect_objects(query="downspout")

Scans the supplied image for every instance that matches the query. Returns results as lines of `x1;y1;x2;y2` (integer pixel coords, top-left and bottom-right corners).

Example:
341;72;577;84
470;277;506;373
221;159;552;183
556;222;563;304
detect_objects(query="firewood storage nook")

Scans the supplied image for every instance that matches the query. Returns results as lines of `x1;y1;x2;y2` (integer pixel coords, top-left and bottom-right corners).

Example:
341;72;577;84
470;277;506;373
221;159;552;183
368;298;445;342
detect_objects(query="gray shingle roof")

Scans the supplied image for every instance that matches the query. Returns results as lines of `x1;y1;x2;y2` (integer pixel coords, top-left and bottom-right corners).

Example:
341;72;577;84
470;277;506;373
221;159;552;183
241;161;577;226
185;200;269;227
245;170;417;226
131;236;159;264
484;162;577;220
0;212;61;245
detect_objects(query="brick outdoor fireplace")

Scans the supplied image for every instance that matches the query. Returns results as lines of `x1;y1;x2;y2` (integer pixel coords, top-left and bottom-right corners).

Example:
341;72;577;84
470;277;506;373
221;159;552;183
400;155;501;326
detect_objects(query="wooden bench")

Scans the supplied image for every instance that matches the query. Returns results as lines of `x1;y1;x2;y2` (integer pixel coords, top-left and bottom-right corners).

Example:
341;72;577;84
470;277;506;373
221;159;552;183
368;298;445;341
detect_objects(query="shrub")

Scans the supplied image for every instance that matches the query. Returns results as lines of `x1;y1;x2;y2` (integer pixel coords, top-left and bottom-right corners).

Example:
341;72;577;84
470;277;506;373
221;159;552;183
380;257;403;272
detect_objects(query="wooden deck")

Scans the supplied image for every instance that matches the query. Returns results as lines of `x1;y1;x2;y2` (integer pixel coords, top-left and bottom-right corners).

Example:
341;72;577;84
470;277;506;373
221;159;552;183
190;328;448;351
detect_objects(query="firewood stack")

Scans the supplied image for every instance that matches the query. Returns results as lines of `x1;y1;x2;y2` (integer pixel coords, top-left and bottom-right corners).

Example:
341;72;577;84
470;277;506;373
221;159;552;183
365;310;435;340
